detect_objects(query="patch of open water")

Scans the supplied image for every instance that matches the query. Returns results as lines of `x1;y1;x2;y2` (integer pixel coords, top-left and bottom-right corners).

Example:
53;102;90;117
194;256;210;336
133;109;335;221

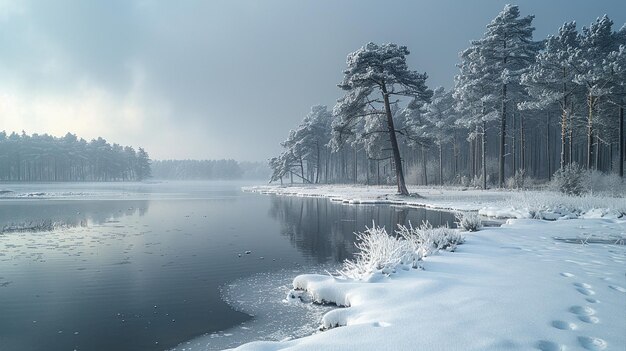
0;181;456;351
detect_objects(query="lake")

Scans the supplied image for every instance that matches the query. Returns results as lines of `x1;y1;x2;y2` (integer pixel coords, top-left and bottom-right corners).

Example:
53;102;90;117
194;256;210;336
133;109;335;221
0;181;456;351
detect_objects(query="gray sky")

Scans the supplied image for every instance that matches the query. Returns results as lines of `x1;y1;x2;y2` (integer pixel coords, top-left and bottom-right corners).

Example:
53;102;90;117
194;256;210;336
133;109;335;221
1;0;625;161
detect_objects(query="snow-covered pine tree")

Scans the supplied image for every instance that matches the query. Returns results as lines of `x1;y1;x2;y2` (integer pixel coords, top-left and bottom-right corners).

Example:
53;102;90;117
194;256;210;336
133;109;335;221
295;105;333;183
470;4;540;187
400;97;433;185
454;45;499;189
273;106;334;184
333;42;432;195
521;22;583;169
422;87;459;184
603;29;626;177
571;15;620;169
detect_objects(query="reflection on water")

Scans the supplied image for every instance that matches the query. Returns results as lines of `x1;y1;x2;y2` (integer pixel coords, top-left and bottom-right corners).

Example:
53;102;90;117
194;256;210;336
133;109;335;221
269;195;457;263
0;200;149;233
0;182;458;351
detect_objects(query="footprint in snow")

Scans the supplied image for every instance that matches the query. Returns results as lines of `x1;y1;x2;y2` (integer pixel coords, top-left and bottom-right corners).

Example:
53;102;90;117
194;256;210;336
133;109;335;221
608;285;626;293
568;305;595;316
576;287;596;296
550;320;576;330
585;298;599;304
573;282;592;289
578;315;599;324
577;336;607;350
534;340;564;351
560;272;575;278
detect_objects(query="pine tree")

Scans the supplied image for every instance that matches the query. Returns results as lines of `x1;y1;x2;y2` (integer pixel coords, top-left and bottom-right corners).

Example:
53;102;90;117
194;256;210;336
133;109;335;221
423;88;459;184
471;4;539;187
333;42;432;195
454;45;499;189
521;22;583;169
571;15;619;169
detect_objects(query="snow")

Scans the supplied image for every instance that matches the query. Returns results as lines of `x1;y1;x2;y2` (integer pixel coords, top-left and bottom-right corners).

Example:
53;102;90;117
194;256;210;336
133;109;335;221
225;185;625;351
243;184;626;219
231;218;625;351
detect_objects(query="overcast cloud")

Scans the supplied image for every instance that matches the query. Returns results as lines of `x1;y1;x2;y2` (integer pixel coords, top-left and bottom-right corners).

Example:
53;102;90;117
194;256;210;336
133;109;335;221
1;0;625;161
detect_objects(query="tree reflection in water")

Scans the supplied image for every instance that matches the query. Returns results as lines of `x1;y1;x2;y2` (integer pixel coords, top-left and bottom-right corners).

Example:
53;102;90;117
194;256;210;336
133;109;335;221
268;195;457;264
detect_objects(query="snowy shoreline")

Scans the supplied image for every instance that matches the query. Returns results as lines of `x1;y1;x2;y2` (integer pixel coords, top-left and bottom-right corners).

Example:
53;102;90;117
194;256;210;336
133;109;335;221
243;184;626;220
225;185;626;351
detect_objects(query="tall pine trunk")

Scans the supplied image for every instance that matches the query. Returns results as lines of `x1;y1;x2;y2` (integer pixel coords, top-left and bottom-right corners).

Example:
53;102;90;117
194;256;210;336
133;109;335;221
587;94;594;169
520;110;525;172
316;143;321;184
512;109;517;174
618;102;626;177
500;82;507;187
439;143;443;185
353;147;357;184
482;120;487;190
560;78;568;169
546;112;552;180
421;146;428;186
382;84;409;195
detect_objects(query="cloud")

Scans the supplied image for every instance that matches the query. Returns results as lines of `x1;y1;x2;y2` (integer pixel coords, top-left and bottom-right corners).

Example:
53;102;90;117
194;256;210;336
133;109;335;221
0;0;625;161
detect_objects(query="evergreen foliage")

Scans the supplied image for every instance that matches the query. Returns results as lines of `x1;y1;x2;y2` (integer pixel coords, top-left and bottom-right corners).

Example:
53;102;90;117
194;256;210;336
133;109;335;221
270;6;625;188
0;131;150;181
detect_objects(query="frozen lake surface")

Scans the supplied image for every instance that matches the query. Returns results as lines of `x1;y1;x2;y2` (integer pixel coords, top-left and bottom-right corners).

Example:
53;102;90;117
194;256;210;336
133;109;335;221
0;181;456;351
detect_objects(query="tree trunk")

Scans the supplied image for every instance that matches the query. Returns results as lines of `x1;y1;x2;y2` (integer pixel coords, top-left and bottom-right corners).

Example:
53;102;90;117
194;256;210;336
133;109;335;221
300;157;306;183
587;94;594;169
519;114;526;171
468;135;478;178
546;112;552;180
512;109;517;174
421;146;428;186
325;151;330;183
499;83;507;187
560;79;568;169
381;85;410;195
453;132;459;177
353;147;357;184
316;143;321;184
439;143;443;185
482;120;487;190
569;124;574;166
618;104;626;177
595;135;600;171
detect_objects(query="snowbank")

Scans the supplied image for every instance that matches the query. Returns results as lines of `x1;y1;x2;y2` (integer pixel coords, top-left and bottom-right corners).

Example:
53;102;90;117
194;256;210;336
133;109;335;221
224;185;626;350
232;218;626;351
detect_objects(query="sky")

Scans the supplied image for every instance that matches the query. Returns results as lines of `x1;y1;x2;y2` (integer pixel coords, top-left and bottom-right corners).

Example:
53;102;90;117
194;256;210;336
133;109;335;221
1;0;625;162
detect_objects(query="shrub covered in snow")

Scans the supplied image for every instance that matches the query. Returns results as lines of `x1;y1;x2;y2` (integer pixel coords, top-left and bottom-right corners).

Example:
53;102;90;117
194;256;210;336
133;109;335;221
551;163;590;196
455;212;483;232
339;222;463;280
589;170;625;196
505;170;526;189
340;226;406;280
398;222;464;255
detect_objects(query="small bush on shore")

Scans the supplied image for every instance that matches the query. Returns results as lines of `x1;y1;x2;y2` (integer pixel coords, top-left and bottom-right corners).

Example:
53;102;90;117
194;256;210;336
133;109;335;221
551;163;590;196
455;212;483;232
340;222;463;280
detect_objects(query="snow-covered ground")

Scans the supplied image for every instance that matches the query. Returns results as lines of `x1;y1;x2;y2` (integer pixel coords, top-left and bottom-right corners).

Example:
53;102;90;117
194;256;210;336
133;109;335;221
228;185;625;351
243;184;626;220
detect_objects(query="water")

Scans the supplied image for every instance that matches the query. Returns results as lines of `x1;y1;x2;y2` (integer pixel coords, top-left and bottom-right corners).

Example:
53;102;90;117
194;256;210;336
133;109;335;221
0;181;456;351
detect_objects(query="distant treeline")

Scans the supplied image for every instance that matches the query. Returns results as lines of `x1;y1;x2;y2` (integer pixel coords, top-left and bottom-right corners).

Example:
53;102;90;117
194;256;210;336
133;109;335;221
0;131;150;181
152;159;269;180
